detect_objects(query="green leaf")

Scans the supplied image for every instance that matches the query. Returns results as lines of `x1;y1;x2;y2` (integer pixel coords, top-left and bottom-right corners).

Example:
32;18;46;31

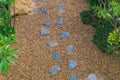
9;48;18;53
3;60;8;72
0;59;4;72
0;46;3;53
7;59;16;65
4;45;10;56
0;53;3;58
7;53;18;60
106;13;112;18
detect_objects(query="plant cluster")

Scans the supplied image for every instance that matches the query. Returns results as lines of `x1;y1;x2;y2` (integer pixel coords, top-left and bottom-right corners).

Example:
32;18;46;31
80;0;120;56
0;0;18;72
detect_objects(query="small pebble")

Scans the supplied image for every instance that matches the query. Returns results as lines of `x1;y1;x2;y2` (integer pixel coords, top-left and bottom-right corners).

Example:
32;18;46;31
40;28;50;36
59;31;70;38
68;60;78;70
52;52;61;60
55;3;65;7
67;45;74;52
41;7;47;13
57;18;63;25
46;38;58;47
57;9;64;13
43;21;51;26
69;73;78;80
49;65;61;75
88;73;98;80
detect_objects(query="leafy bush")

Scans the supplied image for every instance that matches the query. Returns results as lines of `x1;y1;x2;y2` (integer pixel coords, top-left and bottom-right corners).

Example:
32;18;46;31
0;0;15;4
0;25;16;36
0;0;18;72
80;0;117;54
0;3;16;36
80;10;95;24
93;0;120;53
86;0;99;8
93;20;114;53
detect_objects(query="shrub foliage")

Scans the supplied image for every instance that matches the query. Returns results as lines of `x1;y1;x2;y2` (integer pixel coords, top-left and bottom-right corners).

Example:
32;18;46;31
0;0;18;72
81;0;120;55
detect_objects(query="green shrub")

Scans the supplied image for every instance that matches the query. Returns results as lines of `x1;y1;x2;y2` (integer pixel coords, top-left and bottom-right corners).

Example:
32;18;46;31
93;0;120;52
93;20;114;53
80;10;95;24
0;0;15;4
0;0;18;72
0;25;16;36
0;1;16;36
80;0;120;55
80;10;114;53
86;0;99;8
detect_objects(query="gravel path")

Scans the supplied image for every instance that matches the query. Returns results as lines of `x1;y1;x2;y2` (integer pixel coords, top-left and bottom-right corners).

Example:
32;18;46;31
2;0;120;80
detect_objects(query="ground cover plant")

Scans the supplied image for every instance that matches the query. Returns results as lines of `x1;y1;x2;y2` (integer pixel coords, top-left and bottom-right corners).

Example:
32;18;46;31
0;0;18;72
80;0;120;57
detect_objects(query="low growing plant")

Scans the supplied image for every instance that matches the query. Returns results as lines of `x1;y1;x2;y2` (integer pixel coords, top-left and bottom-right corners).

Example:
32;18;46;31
0;0;18;72
80;0;120;54
0;45;18;72
93;0;120;52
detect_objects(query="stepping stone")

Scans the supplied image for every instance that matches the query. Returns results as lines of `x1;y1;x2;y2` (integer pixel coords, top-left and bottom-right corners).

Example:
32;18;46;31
43;21;51;26
67;45;74;52
55;3;65;7
52;52;61;60
59;31;70;38
88;74;98;80
69;73;78;80
68;60;78;70
40;28;50;36
57;9;64;13
57;18;63;25
46;38;58;47
41;7;47;13
41;0;47;2
49;65;61;75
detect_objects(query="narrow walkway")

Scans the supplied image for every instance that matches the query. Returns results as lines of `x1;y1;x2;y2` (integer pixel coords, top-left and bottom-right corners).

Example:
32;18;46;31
2;0;120;80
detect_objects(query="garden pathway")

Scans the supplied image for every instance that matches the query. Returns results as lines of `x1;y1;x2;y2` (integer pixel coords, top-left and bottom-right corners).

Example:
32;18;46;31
2;0;120;80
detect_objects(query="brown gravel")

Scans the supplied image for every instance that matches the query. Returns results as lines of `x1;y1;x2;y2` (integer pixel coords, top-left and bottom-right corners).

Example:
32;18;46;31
1;0;120;80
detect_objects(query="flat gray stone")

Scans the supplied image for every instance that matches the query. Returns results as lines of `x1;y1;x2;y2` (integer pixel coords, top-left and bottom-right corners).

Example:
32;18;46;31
55;3;65;7
57;18;63;25
52;52;61;60
40;28;50;36
43;21;51;26
68;60;78;70
46;38;58;47
88;74;98;80
57;9;64;13
67;45;74;52
69;73;77;80
41;0;47;2
41;7;47;13
49;65;61;75
59;31;70;38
